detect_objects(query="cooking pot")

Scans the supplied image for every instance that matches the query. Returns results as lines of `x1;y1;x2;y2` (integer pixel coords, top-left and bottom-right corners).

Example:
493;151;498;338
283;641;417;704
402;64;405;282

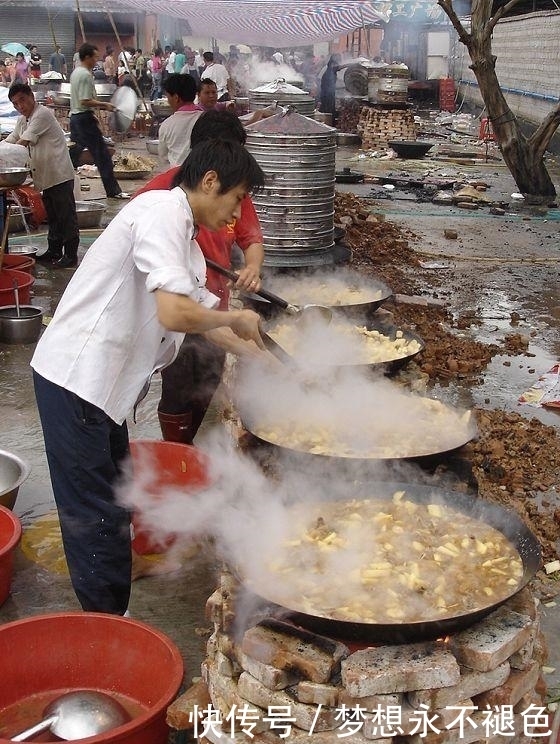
241;268;392;319
238;483;541;642
263;313;425;375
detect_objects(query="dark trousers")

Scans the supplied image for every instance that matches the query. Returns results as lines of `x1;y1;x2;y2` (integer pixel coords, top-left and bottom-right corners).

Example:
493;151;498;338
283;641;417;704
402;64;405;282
69;110;121;197
159;334;226;431
41;180;80;260
33;371;132;614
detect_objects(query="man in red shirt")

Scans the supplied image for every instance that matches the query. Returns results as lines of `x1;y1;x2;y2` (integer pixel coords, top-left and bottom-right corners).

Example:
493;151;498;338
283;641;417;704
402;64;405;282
134;110;264;442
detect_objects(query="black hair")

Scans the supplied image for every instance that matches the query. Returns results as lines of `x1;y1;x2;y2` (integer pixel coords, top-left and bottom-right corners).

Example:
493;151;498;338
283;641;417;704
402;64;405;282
190;110;246;147
203;51;214;62
198;78;217;92
162;73;197;103
79;43;98;61
8;82;32;100
172;140;264;194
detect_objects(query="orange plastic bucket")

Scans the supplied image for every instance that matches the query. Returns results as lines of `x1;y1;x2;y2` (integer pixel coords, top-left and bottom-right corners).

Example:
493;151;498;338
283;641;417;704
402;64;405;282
0;612;184;744
129;440;210;555
1;254;36;273
0;506;22;606
0;269;34;306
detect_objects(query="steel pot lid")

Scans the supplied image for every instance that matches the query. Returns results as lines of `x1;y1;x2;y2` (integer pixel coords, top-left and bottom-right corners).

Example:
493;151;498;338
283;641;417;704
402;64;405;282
110;86;138;133
246;109;336;135
249;79;309;95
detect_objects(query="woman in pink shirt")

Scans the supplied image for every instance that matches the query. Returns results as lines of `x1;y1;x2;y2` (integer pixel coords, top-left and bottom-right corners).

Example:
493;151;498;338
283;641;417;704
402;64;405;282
13;52;29;83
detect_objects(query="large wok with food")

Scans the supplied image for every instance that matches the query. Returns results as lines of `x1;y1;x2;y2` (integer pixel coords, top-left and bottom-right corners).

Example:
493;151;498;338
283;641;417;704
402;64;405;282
238;482;541;642
242;267;392;319
264;312;425;375
235;364;477;465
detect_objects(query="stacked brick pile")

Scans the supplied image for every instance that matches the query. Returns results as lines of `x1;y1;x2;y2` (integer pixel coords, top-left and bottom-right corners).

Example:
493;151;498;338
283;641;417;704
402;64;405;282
357;108;418;150
167;573;550;744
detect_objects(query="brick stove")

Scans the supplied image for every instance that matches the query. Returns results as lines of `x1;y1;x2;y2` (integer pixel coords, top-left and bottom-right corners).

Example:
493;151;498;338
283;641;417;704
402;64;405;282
168;570;552;744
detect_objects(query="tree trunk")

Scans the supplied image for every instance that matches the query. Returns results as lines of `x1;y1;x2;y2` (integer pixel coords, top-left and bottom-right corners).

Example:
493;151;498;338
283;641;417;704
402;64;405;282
469;38;556;202
438;0;558;202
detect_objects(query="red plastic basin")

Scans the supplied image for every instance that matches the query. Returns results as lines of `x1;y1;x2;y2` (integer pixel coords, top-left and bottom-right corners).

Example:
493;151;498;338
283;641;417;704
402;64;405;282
0;506;21;606
0;612;184;744
1;254;36;273
129;440;210;555
0;268;34;306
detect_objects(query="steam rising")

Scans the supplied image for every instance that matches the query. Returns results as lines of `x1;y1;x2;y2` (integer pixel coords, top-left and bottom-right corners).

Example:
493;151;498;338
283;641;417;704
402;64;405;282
119;361;477;614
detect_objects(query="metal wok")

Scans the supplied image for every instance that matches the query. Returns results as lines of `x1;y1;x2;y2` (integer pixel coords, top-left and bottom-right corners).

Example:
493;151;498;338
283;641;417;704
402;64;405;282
239;483;541;643
241;270;392;320
264;312;425;376
238;393;476;467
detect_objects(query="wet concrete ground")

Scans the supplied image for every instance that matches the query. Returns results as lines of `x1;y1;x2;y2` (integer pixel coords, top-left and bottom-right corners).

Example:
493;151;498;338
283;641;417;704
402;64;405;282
1;132;559;726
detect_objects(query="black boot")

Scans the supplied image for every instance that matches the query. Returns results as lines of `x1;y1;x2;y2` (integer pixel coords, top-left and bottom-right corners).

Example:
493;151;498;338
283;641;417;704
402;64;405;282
157;411;196;444
36;250;62;264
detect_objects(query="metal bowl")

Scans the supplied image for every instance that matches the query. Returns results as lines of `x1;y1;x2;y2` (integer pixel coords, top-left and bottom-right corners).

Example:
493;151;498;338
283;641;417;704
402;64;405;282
8;207;32;233
5;243;39;256
388;140;434;159
0;305;43;345
146;139;159;156
0;448;30;510
75;201;106;229
336;132;362;147
151;103;172;118
0;168;29;188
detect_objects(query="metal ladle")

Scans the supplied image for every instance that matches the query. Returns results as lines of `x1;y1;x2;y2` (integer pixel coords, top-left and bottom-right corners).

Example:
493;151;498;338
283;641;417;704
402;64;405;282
12;278;20;318
205;258;332;324
11;689;131;741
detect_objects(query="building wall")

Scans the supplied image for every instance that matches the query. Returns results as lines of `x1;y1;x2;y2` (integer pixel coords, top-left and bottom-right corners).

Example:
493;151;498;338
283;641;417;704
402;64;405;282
454;10;560;125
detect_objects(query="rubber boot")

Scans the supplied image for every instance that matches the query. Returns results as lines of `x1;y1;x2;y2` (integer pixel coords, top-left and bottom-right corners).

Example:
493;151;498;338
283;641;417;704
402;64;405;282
157;411;196;444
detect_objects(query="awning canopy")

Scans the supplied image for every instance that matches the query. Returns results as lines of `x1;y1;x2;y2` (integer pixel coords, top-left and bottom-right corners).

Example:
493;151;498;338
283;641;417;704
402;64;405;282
20;0;390;47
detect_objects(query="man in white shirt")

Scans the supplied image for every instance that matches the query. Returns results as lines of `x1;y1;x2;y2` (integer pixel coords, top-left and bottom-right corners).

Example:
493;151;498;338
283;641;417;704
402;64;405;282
201;51;230;101
31;139;266;616
6;83;79;268
158;73;202;166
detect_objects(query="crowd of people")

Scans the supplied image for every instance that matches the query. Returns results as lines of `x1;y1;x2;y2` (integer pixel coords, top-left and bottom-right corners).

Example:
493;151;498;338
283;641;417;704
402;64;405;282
1;40;342;118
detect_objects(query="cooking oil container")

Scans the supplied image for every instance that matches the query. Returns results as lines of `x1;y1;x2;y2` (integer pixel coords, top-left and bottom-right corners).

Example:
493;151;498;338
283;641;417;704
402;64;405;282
245;109;337;267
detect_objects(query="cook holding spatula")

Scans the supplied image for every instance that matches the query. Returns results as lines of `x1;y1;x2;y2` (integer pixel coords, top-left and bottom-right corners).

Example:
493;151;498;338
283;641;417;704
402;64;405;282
30;139;268;616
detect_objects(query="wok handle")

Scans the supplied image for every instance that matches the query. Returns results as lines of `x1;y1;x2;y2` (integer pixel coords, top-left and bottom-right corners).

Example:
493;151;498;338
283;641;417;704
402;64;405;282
11;715;57;741
205;258;291;311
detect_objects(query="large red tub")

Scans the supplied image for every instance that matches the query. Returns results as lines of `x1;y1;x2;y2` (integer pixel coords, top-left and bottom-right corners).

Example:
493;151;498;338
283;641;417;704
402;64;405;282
0;268;34;307
0;505;21;606
0;612;184;744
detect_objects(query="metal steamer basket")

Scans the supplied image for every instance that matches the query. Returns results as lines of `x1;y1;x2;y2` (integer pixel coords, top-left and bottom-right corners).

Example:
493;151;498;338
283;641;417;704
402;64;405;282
245;109;337;268
248;80;315;117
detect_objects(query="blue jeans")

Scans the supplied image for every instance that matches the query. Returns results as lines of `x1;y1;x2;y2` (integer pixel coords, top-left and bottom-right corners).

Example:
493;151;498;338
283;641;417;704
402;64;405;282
33;371;132;614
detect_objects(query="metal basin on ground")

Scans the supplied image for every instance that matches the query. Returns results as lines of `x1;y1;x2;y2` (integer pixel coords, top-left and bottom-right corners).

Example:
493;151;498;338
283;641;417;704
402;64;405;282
7;208;32;233
0;305;43;344
389;140;434;159
0;449;30;510
146;139;159;156
75;201;106;229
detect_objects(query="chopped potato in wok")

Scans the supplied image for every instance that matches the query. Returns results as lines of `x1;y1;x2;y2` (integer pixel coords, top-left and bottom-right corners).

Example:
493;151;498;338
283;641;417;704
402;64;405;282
252;397;473;459
280;282;384;306
252;493;524;624
268;318;422;364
